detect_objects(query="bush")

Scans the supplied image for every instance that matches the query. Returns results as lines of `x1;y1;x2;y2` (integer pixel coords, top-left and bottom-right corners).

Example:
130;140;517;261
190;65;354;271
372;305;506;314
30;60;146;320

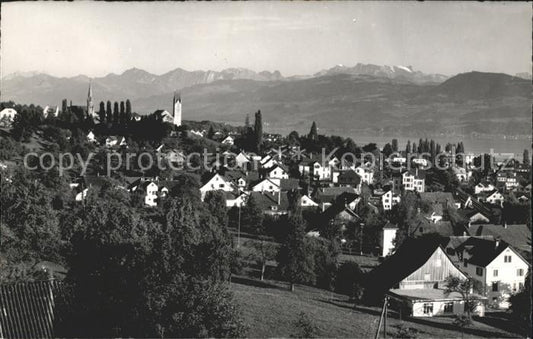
334;261;364;302
394;324;418;339
291;312;318;338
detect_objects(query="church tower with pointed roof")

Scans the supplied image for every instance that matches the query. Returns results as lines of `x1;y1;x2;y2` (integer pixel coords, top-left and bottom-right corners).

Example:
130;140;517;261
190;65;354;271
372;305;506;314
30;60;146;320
87;81;95;118
172;92;182;126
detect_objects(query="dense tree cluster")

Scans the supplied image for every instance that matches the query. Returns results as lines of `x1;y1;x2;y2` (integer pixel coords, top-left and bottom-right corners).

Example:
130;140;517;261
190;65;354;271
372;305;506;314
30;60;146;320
1;168;247;337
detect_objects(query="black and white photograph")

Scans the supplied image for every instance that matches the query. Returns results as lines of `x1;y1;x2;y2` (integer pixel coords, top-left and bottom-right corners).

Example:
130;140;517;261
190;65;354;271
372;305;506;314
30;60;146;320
0;1;531;338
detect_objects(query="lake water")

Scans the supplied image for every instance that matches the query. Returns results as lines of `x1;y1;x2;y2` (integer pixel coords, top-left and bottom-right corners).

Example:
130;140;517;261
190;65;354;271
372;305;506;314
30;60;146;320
264;126;531;159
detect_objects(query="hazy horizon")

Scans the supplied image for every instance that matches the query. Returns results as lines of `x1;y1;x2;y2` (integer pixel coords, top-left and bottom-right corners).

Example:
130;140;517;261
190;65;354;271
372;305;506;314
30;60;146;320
1;2;531;79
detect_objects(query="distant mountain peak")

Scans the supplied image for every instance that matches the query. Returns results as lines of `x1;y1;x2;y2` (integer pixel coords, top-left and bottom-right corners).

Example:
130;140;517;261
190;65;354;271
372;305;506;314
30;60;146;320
2;70;44;80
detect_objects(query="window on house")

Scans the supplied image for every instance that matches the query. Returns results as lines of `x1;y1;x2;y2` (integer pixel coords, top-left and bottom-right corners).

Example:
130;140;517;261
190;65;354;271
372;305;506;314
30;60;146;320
463;260;468;267
444;302;454;313
476;267;483;276
504;255;512;263
519;282;524;290
219;184;224;188
492;282;499;292
493;270;498;277
423;303;433;315
517;269;524;276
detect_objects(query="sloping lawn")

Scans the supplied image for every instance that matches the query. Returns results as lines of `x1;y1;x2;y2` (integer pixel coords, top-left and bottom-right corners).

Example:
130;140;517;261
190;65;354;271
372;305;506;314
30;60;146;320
231;278;519;338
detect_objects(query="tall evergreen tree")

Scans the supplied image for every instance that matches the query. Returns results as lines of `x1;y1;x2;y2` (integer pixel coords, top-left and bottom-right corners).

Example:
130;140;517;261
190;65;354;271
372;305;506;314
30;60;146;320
119;101;126;125
391;138;398;152
254;110;263;152
523;149;530;167
308;121;318;141
244;114;250;128
106;101;112;124
456;141;465;154
405;140;411;155
61;99;68;113
241;195;264;234
207;126;215;140
277;208;315;291
113;102;119;124
98;101;106;123
204;191;228;228
412;142;417;155
382;143;393;157
430;139;436;161
126;99;132;122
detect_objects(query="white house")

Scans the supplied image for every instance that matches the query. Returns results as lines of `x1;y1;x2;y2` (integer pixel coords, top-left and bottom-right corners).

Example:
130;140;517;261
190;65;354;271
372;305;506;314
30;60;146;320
75;188;89;202
266;165;289;180
0;108;17;123
225;192;247;208
299;195;319;208
479;190;504;205
235;152;251;169
140;181;159;207
43;106;59;118
87;131;96;143
251;178;280;193
370;238;486;318
299;160;330;181
200;174;235;200
354;166;374;185
394;170;425;193
459;239;530;309
381;190;401;211
221;135;234;146
475;182;496;194
260;155;281;170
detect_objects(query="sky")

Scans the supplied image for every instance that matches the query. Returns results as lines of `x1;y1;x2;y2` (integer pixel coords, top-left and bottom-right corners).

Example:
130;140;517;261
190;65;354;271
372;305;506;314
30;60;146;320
1;1;531;78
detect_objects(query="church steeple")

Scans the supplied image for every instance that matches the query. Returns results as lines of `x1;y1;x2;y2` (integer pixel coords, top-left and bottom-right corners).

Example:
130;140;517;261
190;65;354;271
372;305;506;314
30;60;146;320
172;91;182;126
87;80;95;118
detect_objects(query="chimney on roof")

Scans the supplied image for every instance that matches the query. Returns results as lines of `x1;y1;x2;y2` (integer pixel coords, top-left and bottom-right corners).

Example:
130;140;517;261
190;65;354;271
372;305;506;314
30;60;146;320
495;239;500;248
503;221;508;229
467;221;471;228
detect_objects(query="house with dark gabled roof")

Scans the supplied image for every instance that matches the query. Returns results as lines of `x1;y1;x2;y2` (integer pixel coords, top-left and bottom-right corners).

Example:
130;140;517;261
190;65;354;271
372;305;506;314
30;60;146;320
248;191;290;216
456;238;530;309
199;173;235;200
333;169;361;188
264;164;289;179
466;223;531;258
364;237;486;317
406;214;456;238
315;187;358;206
